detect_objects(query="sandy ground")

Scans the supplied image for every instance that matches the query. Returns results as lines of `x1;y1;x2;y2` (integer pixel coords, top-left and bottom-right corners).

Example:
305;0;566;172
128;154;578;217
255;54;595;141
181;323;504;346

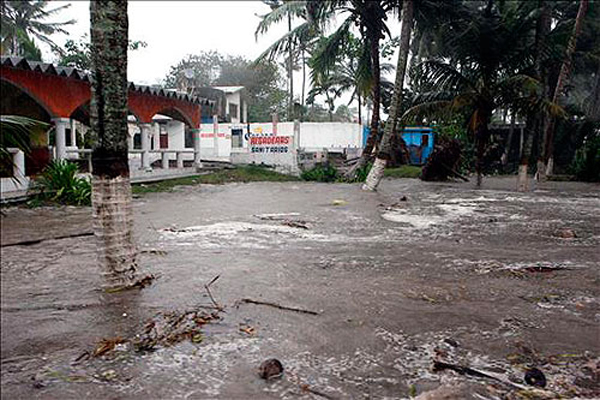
1;177;599;399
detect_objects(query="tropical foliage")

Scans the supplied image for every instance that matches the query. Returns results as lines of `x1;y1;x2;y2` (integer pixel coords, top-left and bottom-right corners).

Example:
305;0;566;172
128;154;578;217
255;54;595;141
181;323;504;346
34;160;91;206
0;1;74;58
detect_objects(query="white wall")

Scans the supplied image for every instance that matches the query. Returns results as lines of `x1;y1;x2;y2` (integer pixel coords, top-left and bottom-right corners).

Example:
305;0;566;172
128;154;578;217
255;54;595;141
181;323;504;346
299;122;362;150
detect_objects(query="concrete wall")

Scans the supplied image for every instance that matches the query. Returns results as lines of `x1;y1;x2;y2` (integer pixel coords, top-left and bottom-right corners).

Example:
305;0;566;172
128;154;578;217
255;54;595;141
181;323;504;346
299;122;362;150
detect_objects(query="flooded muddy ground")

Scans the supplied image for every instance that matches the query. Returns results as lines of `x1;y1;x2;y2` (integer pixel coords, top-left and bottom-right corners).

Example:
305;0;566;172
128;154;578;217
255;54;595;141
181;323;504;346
1;177;599;399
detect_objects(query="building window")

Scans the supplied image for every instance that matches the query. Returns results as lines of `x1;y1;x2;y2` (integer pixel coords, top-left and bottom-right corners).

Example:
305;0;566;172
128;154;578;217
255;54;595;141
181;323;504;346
229;103;238;119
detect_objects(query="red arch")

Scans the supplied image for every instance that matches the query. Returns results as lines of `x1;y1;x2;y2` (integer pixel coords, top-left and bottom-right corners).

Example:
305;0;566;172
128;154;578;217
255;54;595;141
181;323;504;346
1;64;202;128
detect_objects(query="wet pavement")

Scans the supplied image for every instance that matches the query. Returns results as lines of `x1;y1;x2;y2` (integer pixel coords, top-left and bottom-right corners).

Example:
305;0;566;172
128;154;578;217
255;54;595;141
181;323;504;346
1;177;599;399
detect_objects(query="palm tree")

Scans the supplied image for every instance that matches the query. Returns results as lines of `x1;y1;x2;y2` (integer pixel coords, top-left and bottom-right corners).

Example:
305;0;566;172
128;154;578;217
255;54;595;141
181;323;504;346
89;0;138;289
0;1;75;57
517;0;551;191
308;0;395;178
255;1;324;120
405;0;557;187
363;0;414;191
539;0;589;179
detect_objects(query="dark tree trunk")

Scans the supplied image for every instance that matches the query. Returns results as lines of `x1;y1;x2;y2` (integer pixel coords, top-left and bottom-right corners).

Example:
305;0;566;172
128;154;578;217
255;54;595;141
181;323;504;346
502;113;516;167
90;0;137;288
540;0;588;178
521;0;550;189
475;113;491;188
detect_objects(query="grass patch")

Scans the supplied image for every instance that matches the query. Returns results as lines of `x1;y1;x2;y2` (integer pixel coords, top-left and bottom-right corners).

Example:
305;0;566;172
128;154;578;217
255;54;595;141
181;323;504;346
132;165;298;195
384;165;422;179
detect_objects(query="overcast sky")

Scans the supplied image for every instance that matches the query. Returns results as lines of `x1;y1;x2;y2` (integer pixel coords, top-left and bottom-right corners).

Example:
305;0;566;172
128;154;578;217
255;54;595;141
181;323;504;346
47;1;294;85
44;1;400;114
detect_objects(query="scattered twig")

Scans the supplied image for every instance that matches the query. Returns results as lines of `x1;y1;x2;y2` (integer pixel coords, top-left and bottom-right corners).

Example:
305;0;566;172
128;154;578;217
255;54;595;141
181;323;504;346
433;361;527;390
239;298;319;316
205;275;223;311
1;231;94;247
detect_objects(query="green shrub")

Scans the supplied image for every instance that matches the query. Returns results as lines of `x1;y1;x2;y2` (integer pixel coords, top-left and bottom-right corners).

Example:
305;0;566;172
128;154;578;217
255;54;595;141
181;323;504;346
35;160;91;206
300;163;339;182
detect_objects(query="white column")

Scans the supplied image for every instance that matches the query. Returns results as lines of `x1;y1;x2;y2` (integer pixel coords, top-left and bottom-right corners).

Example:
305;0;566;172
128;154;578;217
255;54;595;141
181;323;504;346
161;151;169;169
140;123;152;170
12;149;26;182
153;123;160;150
52;118;69;160
293;119;300;151
70;119;77;148
193;128;203;169
176;152;184;169
213;115;219;157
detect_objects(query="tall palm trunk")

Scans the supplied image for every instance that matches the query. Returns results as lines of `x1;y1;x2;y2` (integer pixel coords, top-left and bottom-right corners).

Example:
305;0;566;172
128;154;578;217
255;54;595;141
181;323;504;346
357;93;362;125
501;112;516;167
363;0;414;191
301;47;306;120
475;115;491;187
288;13;294;121
344;33;382;179
519;0;550;190
90;0;137;288
540;0;588;179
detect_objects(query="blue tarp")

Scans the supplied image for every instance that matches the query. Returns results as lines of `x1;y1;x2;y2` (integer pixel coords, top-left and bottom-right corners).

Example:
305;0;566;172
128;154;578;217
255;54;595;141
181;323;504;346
362;126;435;165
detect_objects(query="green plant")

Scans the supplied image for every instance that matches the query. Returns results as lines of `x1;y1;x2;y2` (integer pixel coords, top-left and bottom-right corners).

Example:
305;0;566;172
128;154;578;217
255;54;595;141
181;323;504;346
35;160;91;205
300;163;339;182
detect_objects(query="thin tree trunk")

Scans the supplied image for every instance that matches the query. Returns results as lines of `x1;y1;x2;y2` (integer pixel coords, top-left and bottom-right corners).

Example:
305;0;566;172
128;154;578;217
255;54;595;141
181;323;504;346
301;47;306;112
357;94;362;125
344;33;382;179
363;0;414;191
288;13;294;121
475;116;491;188
525;0;550;186
517;115;537;191
501;112;516;167
90;0;138;289
540;0;588;178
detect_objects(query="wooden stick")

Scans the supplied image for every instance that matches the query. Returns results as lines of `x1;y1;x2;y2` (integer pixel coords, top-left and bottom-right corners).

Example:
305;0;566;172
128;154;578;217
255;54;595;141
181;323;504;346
433;361;527;390
205;275;223;311
239;298;319;315
2;231;94;247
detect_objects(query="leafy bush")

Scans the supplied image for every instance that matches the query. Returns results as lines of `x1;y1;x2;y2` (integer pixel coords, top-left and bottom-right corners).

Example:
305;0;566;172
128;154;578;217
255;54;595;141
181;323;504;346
300;163;339;182
35;160;91;205
572;130;600;182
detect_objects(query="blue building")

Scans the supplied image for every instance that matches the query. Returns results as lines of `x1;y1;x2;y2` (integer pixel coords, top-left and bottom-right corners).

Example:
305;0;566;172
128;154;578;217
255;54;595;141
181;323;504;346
362;125;435;165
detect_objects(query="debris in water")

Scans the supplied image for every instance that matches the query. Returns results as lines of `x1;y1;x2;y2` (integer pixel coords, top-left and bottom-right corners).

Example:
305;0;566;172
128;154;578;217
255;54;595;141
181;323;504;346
553;228;577;239
332;199;347;206
281;220;309;230
259;358;283;380
237;298;320;315
141;248;168;256
92;337;126;358
239;324;256;336
524;367;547;388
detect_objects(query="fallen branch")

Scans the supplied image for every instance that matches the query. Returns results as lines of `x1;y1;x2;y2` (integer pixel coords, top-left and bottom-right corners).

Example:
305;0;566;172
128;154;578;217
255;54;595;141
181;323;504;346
433;361;527;390
205;275;223;311
239;298;319;316
1;231;94;247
